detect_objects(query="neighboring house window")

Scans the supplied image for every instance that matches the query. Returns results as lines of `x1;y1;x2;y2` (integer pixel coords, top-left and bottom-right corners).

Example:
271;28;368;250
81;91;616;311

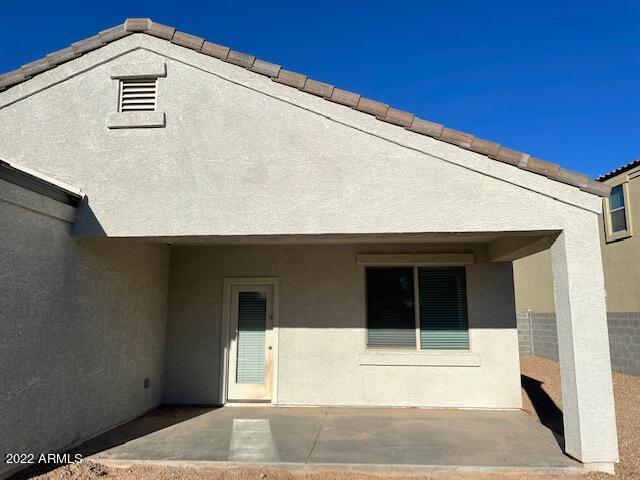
366;266;469;350
604;183;632;242
609;185;627;232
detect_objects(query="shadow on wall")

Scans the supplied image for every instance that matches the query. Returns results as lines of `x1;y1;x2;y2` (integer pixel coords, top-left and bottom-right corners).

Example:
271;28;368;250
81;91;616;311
71;196;107;237
521;374;565;449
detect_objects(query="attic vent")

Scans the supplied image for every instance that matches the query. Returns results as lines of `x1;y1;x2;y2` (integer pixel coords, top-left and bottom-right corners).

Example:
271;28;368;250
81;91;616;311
118;79;157;112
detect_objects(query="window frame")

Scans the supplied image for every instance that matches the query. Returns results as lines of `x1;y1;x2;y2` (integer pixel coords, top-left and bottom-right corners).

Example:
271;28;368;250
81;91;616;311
603;181;633;243
363;264;471;353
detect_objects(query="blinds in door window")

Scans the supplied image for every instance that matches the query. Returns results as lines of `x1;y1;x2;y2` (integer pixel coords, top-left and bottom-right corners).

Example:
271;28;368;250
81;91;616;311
236;291;267;384
366;267;416;347
418;267;469;350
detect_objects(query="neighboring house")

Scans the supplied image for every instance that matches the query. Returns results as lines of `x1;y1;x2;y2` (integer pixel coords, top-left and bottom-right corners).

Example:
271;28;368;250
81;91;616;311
0;18;619;475
514;159;640;375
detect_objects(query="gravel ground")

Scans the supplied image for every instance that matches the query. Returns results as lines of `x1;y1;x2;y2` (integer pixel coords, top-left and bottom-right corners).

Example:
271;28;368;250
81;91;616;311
519;356;640;480
13;356;640;480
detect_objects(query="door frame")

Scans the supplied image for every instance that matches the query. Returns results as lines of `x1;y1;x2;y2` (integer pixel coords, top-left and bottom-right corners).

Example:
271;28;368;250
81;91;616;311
220;277;280;405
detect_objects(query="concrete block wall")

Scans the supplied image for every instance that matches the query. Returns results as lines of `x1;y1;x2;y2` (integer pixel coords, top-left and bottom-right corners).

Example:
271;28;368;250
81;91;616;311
518;311;640;376
530;312;560;361
607;312;640;376
517;312;533;356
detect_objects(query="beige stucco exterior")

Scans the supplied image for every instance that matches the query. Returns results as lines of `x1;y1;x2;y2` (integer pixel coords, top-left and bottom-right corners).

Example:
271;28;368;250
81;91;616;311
0;31;619;468
515;164;640;313
513;250;556;312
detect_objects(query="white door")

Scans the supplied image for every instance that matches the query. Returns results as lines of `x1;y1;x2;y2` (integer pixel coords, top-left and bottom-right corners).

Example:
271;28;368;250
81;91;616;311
227;284;274;401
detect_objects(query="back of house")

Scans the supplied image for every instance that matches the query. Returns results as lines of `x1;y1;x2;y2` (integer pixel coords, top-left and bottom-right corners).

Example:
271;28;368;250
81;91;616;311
0;18;620;477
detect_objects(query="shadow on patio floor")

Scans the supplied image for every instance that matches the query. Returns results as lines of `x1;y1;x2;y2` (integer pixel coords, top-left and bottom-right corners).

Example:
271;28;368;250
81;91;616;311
9;406;217;480
521;374;565;449
75;406;220;458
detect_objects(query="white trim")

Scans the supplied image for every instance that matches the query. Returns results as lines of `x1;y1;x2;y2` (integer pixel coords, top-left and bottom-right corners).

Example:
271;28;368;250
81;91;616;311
627;167;640;181
221;277;280;406
357;253;475;266
0;158;83;197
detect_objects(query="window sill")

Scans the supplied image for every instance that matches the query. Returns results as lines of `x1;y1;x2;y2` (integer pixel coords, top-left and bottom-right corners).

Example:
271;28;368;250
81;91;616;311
605;229;632;243
107;112;166;129
358;352;480;367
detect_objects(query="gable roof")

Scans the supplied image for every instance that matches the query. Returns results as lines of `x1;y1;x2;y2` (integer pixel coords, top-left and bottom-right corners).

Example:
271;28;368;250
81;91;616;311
597;158;640;182
0;18;610;197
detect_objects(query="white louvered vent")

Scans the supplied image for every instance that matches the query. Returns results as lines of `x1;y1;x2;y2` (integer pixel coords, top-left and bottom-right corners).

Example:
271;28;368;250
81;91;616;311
118;79;157;112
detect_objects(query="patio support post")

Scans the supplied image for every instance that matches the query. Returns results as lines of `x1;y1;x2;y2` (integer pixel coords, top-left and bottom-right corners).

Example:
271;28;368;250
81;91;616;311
550;218;619;468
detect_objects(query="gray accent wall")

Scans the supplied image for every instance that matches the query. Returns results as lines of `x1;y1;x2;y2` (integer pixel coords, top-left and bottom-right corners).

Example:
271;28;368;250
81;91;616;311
0;179;170;479
518;311;640;376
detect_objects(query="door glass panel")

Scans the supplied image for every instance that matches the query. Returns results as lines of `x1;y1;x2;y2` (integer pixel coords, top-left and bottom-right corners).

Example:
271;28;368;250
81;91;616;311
236;291;267;384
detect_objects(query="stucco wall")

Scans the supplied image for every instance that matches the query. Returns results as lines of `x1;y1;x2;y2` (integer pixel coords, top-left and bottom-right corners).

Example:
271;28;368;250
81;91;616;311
0;179;170;478
164;243;522;409
514;169;640;313
513;250;556;313
0;34;600;242
598;169;640;311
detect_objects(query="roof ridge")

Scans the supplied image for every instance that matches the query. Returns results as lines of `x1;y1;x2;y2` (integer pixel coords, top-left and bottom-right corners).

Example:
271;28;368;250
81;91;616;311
0;18;610;197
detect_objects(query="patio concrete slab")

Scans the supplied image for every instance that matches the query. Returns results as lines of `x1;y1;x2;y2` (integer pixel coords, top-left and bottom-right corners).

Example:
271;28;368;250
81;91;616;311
76;406;578;472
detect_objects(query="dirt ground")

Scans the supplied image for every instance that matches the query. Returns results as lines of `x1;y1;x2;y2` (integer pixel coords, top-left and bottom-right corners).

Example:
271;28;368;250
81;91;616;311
13;356;640;480
518;357;640;480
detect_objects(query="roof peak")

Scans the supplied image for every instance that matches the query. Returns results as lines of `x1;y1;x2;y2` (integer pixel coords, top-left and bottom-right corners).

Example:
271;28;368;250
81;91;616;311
0;17;610;197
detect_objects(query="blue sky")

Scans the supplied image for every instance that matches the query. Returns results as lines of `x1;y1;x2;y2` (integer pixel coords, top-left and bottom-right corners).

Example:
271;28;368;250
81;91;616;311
1;1;638;177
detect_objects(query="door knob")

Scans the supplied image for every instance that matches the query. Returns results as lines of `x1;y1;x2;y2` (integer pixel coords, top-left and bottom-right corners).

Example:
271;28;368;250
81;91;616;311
268;345;273;350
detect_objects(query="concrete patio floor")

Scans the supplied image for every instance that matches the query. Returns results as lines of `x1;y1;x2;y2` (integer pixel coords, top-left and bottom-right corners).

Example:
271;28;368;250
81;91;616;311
76;406;579;474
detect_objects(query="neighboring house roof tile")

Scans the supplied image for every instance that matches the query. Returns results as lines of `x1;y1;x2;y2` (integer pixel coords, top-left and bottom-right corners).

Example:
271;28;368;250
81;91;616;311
0;18;610;197
597;158;640;182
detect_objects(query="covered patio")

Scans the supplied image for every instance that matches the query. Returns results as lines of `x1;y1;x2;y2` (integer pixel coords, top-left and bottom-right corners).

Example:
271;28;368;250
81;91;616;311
76;406;581;475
